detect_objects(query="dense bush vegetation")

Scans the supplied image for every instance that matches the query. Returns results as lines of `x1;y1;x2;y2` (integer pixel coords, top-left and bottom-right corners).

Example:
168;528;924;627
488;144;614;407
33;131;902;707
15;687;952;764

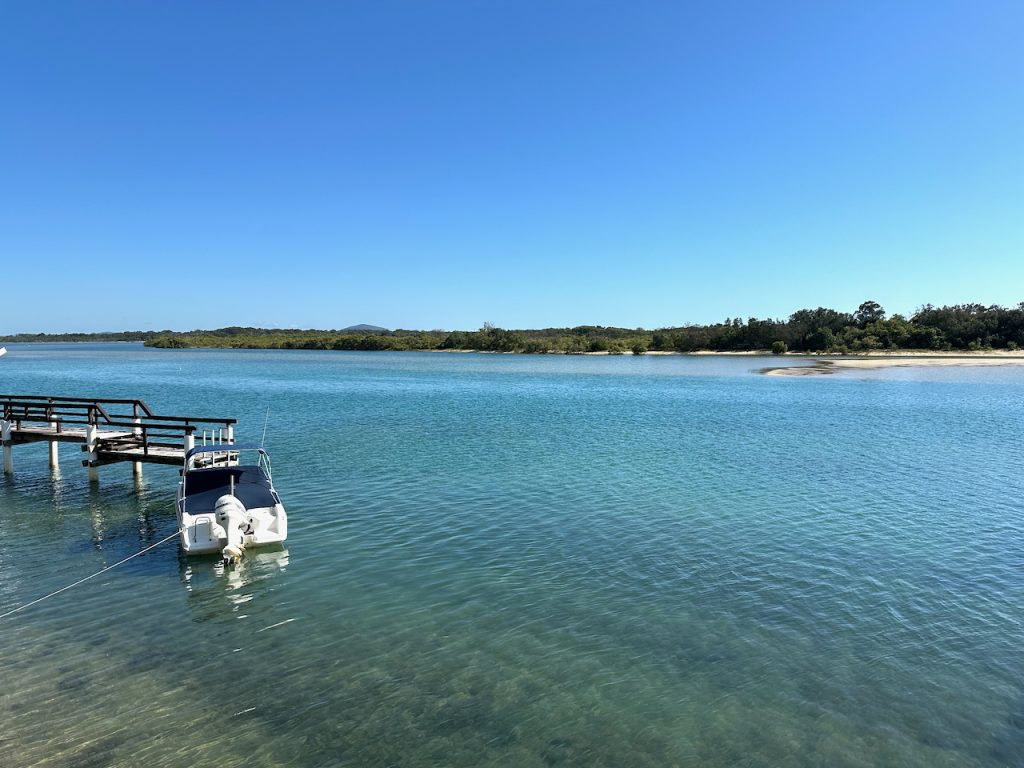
5;302;1024;354
0;330;163;343
645;302;1024;354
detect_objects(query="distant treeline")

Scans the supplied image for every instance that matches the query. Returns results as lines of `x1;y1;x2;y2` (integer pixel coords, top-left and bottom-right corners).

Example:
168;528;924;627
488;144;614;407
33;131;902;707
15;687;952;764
0;330;162;343
650;302;1024;354
4;302;1024;354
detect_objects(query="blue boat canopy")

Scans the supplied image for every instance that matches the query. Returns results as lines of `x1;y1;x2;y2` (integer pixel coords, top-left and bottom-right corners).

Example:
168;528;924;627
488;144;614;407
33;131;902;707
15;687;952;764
186;443;263;460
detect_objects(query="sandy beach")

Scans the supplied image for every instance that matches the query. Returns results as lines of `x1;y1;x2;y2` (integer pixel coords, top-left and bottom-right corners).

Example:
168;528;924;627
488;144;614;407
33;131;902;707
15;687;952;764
765;353;1024;376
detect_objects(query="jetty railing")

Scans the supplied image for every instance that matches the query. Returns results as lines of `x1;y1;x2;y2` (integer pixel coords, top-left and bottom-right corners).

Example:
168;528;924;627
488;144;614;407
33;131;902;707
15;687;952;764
0;394;237;473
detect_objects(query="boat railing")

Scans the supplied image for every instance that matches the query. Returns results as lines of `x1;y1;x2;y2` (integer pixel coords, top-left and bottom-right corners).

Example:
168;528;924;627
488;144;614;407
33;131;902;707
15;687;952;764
184;446;272;483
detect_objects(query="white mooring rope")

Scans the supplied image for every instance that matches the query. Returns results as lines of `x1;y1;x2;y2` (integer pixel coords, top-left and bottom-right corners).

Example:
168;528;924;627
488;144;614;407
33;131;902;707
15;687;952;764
0;528;182;620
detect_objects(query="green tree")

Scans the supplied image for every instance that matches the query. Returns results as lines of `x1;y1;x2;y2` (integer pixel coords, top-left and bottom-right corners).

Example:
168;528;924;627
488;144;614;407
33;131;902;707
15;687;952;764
854;300;886;328
805;327;835;352
787;307;852;350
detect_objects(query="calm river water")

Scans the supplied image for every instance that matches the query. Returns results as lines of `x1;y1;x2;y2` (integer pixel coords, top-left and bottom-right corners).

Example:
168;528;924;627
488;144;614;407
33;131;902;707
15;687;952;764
1;344;1022;767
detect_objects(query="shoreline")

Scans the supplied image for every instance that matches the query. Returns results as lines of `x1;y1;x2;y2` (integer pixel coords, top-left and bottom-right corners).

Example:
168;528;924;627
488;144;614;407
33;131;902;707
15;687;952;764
357;348;1024;360
7;341;1024;370
764;355;1024;376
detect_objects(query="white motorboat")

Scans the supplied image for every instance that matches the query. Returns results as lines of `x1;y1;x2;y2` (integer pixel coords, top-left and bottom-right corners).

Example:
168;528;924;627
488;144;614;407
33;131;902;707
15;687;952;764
0;347;7;357
176;444;287;561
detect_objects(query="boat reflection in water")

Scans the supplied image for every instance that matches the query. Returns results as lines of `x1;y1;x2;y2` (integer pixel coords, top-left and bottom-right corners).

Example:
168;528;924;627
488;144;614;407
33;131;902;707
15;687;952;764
179;546;290;621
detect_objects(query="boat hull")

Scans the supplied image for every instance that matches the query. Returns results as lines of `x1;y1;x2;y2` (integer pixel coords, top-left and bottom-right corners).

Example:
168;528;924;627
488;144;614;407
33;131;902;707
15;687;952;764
178;503;288;555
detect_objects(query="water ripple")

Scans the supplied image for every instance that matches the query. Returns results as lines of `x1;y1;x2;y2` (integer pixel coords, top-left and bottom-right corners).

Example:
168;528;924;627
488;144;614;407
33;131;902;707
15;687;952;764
1;349;1023;766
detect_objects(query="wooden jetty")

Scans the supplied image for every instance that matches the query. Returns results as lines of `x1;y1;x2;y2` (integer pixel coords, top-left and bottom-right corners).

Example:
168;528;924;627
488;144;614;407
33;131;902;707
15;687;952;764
1;394;236;479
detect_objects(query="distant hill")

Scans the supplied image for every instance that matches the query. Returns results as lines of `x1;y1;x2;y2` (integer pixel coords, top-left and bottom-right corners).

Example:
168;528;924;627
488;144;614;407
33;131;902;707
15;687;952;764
340;324;389;333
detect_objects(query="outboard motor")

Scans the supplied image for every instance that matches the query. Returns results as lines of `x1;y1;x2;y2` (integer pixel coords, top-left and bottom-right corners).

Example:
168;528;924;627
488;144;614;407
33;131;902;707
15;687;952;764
215;494;248;565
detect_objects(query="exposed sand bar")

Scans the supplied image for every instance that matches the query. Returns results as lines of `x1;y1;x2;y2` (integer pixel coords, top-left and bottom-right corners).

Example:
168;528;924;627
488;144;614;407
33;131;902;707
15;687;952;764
765;355;1024;376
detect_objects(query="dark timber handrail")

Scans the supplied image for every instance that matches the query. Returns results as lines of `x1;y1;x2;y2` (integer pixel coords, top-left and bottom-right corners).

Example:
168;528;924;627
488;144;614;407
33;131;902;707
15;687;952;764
0;394;156;416
0;395;236;428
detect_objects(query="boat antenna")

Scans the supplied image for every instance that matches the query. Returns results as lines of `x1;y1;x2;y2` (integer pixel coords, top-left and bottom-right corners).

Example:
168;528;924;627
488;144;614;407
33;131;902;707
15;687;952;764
261;403;271;448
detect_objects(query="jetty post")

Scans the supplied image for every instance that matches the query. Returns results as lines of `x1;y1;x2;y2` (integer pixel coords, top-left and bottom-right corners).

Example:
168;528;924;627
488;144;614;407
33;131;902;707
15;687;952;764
1;418;11;474
84;422;99;482
132;403;143;477
48;420;59;468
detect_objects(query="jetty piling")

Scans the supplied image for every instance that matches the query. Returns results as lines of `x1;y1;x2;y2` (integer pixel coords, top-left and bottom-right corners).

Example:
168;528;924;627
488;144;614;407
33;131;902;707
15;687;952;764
48;420;59;468
1;419;11;474
0;395;237;479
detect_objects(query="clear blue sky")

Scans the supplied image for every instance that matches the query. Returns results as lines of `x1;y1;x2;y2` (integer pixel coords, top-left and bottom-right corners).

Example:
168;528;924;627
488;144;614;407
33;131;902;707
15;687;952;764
2;1;1021;333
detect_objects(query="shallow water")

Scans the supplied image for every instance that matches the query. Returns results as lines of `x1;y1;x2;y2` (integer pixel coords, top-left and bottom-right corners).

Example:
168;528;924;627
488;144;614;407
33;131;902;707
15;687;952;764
1;345;1022;767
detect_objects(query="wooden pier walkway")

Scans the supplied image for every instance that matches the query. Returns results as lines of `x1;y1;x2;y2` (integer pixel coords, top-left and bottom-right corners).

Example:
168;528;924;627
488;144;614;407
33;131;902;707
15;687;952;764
1;394;236;476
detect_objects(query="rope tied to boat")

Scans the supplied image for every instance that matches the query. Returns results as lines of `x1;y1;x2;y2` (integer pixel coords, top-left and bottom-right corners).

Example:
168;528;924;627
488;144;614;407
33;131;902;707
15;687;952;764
0;528;182;621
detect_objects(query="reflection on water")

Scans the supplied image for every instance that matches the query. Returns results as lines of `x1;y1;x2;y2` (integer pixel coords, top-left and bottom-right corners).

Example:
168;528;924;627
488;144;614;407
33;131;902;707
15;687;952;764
180;547;290;617
0;347;1023;767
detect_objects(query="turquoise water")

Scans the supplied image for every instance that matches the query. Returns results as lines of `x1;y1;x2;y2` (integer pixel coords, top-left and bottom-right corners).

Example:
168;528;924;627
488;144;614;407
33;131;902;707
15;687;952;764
1;344;1022;767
